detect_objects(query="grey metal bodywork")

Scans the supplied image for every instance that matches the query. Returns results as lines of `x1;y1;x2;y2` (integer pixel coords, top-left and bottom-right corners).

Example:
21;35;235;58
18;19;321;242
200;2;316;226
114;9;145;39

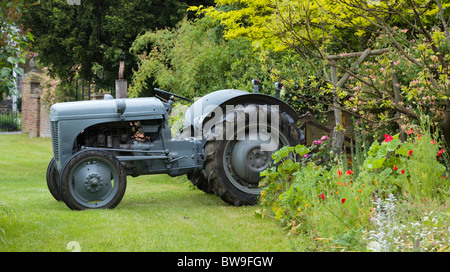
50;97;170;170
47;86;305;209
50;89;299;179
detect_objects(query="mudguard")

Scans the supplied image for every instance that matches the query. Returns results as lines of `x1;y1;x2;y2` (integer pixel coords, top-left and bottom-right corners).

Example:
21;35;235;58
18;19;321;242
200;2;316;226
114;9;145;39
181;89;299;138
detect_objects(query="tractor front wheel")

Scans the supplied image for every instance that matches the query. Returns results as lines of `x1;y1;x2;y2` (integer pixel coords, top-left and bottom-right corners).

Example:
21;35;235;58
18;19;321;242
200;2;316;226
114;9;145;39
59;150;127;210
46;157;62;201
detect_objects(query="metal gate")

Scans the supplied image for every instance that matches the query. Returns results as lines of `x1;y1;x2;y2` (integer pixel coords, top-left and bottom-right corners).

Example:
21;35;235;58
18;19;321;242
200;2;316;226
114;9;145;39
0;111;21;131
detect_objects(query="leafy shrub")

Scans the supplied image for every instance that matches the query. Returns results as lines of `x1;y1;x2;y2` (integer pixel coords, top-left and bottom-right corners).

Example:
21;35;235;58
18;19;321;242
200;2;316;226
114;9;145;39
363;194;450;252
258;120;449;251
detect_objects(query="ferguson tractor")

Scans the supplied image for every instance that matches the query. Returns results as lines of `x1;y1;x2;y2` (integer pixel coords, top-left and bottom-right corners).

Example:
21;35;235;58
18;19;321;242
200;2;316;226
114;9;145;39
46;81;305;210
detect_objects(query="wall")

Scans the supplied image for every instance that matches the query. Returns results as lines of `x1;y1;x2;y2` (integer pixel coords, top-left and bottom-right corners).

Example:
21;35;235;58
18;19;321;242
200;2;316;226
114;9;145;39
21;72;51;138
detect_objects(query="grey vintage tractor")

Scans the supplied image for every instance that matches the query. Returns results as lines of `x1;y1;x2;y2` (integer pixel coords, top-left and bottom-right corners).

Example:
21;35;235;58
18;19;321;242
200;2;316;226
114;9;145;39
46;81;305;210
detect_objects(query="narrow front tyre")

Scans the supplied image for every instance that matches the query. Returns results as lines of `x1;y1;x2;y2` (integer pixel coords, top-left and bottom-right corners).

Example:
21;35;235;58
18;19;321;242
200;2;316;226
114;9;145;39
46;157;62;201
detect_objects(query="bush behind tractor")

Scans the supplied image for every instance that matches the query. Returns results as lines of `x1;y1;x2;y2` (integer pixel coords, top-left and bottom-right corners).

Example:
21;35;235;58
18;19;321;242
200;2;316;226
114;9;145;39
47;81;305;210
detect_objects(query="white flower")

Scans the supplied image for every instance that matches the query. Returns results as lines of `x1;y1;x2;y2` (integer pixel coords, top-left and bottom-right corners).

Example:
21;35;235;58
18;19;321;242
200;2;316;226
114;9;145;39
367;241;382;252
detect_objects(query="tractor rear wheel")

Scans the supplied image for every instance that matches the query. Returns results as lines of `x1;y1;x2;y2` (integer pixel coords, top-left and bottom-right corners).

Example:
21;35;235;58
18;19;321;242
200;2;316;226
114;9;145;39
59;150;127;210
187;170;214;194
202;104;303;206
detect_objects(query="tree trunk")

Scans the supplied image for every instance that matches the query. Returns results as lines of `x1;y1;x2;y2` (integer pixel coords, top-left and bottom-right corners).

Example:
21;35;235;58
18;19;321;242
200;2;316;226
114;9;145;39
331;66;345;155
443;102;450;148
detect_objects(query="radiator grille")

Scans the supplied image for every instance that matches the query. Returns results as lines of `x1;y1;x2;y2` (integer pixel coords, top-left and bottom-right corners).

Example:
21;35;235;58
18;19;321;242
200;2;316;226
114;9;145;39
51;121;59;162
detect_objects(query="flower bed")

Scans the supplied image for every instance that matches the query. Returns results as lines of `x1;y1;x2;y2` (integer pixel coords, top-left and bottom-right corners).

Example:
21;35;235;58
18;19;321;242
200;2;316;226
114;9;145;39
257;120;450;251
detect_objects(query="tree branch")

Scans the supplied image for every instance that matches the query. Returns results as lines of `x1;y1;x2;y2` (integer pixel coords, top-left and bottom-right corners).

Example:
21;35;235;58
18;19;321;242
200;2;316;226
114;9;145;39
435;0;450;42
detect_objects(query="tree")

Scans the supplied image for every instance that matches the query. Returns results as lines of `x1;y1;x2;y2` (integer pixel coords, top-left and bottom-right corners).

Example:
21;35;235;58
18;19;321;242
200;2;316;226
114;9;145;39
193;0;450;145
20;0;213;90
129;16;259;98
0;0;34;101
128;14;323;120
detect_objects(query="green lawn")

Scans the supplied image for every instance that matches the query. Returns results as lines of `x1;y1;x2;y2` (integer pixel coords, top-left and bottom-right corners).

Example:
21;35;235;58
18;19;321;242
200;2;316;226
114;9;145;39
0;133;304;252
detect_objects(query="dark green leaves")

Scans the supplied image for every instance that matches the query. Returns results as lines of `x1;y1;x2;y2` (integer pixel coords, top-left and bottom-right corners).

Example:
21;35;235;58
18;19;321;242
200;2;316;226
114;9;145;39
0;0;33;100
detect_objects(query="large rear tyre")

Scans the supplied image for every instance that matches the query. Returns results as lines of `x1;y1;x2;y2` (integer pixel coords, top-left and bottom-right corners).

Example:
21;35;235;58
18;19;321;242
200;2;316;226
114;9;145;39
203;104;303;206
59;150;127;210
187;170;214;194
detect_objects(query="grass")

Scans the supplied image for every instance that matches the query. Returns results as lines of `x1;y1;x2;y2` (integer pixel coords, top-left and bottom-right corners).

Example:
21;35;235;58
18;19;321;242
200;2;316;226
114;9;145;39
0;133;305;252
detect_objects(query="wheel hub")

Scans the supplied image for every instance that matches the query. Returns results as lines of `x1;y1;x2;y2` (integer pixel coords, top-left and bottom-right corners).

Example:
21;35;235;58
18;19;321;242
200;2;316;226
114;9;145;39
248;149;269;170
84;173;104;193
229;138;271;185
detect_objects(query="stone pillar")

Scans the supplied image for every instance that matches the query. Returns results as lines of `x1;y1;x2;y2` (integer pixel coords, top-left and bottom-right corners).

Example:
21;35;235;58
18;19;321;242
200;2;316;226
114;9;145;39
21;57;42;137
28;93;40;138
39;101;51;138
22;75;41;135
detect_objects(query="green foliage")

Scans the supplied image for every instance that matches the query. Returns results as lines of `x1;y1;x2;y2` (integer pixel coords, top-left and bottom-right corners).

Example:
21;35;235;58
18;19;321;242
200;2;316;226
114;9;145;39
129;15;329;120
20;0;211;89
130;16;263;99
259;118;450;251
131;16;227;97
344;26;450;134
193;0;449;54
0;0;34;101
359;126;447;199
192;0;450;143
363;194;450;252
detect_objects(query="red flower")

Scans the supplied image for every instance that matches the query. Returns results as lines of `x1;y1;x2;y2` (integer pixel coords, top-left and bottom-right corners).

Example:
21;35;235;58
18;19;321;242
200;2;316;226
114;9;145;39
408;150;413;156
337;169;343;177
431;140;436;145
438;149;445;157
401;169;405;174
319;194;325;200
393;165;398;171
341;198;346;204
407;128;414;135
346;170;353;176
384;134;393;142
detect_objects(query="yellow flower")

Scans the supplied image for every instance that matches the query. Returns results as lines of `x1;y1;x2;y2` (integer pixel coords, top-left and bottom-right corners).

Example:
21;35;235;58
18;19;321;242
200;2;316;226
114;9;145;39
305;203;309;208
